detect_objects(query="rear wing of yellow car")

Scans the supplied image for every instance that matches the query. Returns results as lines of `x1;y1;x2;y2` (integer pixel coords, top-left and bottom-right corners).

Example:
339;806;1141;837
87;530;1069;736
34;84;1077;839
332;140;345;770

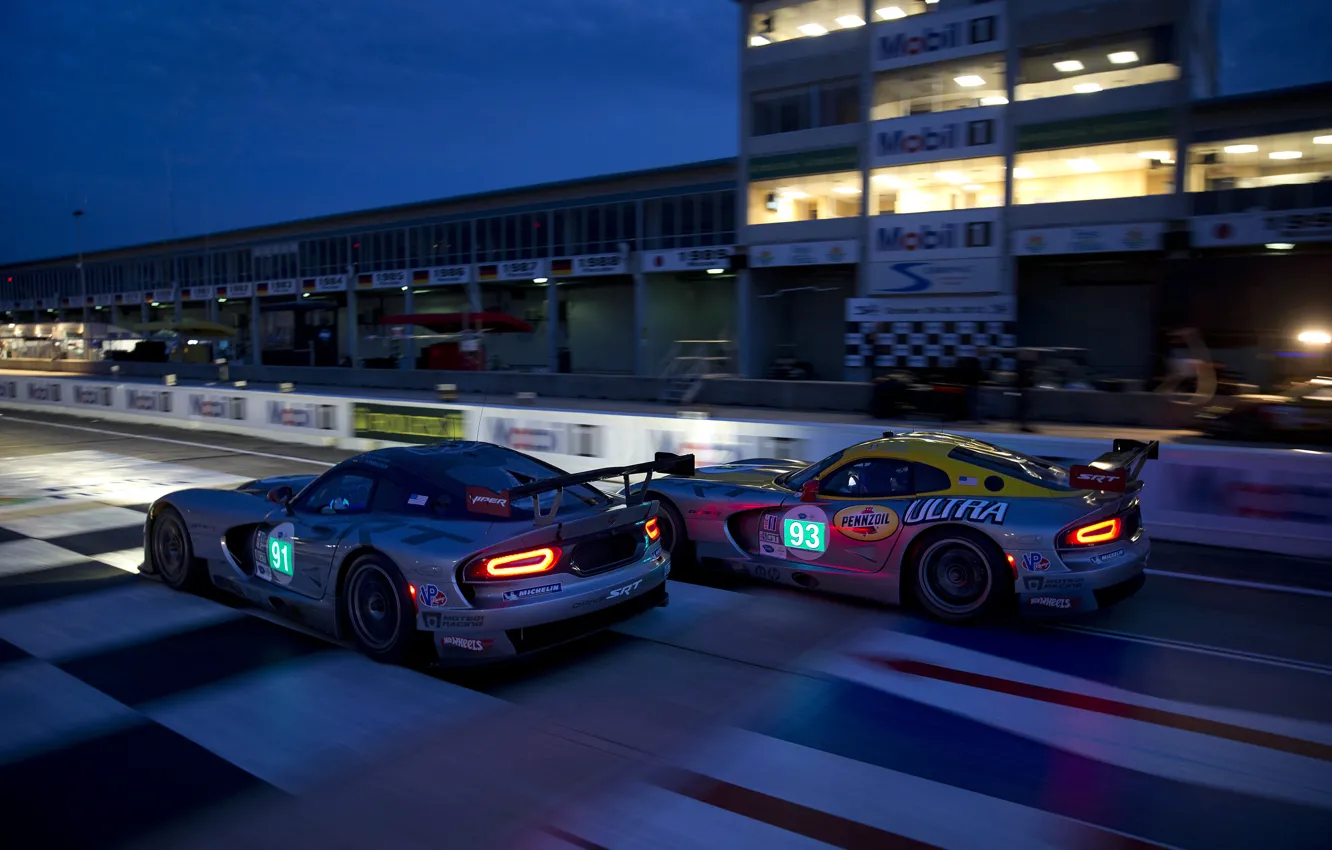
1068;439;1159;492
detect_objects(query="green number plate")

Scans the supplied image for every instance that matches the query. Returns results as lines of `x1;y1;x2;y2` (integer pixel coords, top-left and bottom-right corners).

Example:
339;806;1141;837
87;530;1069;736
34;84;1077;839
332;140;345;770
783;518;826;552
268;537;294;576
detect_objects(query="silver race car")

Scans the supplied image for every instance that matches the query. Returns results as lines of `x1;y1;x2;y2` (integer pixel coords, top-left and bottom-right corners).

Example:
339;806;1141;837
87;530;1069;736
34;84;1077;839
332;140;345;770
637;431;1156;622
142;442;694;664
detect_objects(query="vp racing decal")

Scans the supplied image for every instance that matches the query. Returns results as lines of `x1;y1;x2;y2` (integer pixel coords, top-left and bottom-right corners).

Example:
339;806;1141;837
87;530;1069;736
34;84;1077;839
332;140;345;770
903;498;1008;526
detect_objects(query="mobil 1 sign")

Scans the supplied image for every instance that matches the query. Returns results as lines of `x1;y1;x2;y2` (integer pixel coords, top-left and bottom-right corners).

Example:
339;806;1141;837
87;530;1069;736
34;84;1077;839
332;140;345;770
871;210;1000;261
872;108;1002;167
872;5;1002;71
867;258;1001;295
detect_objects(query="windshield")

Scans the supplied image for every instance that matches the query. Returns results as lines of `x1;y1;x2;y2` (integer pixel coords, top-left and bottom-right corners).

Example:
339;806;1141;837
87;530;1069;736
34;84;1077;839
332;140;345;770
948;444;1073;490
780;449;846;490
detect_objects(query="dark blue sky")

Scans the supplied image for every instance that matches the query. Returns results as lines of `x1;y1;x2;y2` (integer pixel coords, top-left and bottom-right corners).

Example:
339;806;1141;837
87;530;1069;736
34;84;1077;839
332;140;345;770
1;0;1329;265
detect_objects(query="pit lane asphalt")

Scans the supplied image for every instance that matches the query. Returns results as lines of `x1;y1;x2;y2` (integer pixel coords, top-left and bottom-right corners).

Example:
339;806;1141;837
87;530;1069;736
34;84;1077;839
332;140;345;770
1;410;1329;850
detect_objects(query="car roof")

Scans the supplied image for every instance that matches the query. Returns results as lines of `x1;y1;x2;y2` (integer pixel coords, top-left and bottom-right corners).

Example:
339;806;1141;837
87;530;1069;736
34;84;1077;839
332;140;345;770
343;441;518;475
847;431;1002;461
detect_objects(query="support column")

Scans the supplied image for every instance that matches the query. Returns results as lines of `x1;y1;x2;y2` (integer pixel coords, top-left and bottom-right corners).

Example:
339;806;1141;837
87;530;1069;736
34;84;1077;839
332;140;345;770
633;263;648;377
546;280;559;372
173;285;183;323
735;268;752;378
400;286;415;369
346;281;359;367
250;293;263;366
1002;18;1019;327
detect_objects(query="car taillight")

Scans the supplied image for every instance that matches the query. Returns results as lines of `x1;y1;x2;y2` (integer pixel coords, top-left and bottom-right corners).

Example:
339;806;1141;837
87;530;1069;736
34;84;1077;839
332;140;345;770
1064;517;1122;547
482;546;561;578
644;517;660;542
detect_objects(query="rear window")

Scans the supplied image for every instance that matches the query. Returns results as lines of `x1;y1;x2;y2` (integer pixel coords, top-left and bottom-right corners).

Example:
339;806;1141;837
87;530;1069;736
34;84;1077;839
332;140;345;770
947;445;1072;490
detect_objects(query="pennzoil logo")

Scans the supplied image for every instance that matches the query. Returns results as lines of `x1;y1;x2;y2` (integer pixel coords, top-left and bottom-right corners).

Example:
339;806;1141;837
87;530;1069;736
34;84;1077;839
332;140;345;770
832;505;901;541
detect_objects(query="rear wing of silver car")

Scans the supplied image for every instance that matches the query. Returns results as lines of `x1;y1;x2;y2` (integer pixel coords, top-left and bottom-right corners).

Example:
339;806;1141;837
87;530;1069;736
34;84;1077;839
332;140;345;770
1068;439;1159;492
472;452;696;525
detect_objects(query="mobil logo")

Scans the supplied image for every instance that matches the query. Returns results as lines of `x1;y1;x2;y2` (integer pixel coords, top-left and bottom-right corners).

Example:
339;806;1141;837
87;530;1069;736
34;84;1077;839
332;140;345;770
878;123;957;157
267;401;335;430
490;418;559;453
876;15;997;64
877;220;992;253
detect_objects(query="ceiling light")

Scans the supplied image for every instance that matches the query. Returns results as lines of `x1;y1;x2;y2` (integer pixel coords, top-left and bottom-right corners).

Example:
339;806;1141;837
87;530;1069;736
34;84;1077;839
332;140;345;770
1066;158;1100;173
836;15;865;27
1137;151;1172;161
706;268;725;275
1223;144;1258;154
1013;167;1034;179
797;23;828;36
833;186;862;195
963;184;984;192
980;95;1009;106
1107;51;1139;64
876;6;906;20
934;171;968;184
780;190;810;199
1314;135;1332;144
1073;82;1103;94
1269;150;1303;159
1269;244;1297;252
533;277;549;283
1054;60;1085;72
954;75;986;87
749;35;770;46
400;286;408;291
872;174;904;188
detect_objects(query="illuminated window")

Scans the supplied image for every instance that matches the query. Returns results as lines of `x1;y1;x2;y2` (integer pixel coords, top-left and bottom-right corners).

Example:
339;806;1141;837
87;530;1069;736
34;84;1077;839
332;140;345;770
873;54;1007;120
1012;140;1176;205
749;171;862;224
750;0;928;47
1186;129;1332;192
1017;28;1178;102
869;156;1005;214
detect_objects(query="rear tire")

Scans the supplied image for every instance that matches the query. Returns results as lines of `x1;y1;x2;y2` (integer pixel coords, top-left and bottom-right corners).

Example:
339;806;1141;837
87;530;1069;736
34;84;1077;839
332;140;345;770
342;553;418;665
910;527;1011;624
652;496;697;577
151;506;207;592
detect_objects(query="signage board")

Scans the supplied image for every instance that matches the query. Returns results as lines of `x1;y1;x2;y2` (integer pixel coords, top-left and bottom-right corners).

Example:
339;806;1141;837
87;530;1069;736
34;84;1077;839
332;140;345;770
867;257;1002;295
750;240;859;268
1191;207;1332;247
1016;109;1173;152
410;266;472;287
642;246;734;272
846;296;1014;321
352;402;467;444
152;288;176;303
1012;222;1164;255
227;282;253;299
871;108;1003;167
870;209;1001;261
748;147;860;181
475;260;548;282
872;5;1003;72
550;254;628;277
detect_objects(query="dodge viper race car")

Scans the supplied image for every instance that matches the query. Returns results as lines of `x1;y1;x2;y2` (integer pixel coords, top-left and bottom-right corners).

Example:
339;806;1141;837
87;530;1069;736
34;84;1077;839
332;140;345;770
639;431;1156;621
142;442;694;664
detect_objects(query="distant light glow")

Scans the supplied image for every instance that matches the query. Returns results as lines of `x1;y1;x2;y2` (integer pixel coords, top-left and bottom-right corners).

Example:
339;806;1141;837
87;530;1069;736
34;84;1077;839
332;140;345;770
980;95;1009;106
706;268;724;275
796;23;828;36
533;277;548;284
1269;150;1302;159
835;15;865;27
1108;51;1139;64
1223;144;1259;154
876;6;906;20
749;35;770;46
954;75;986;87
1267;243;1296;251
1054;60;1085;72
1298;330;1331;344
1073;82;1103;94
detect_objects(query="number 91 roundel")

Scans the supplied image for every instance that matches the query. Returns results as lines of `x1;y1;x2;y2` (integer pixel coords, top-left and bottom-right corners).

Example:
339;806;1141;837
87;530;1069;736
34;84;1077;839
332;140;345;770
258;522;296;586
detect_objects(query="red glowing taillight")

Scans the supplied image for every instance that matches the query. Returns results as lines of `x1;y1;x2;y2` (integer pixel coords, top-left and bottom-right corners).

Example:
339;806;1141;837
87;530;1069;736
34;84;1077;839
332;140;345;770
1064;517;1122;547
482;546;561;578
644;517;660;542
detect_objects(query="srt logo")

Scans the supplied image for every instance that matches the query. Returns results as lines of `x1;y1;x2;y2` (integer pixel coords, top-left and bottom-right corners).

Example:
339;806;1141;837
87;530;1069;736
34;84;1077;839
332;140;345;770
607;579;643;599
1080;473;1117;483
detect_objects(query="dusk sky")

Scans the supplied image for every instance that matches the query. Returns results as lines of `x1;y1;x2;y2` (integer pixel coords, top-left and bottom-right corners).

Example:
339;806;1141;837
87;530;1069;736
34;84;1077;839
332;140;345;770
2;0;1330;265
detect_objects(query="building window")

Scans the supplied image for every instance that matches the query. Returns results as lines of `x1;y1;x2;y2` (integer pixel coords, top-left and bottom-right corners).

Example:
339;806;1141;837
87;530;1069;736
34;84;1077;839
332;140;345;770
752;78;860;136
749;170;862;224
1017;28;1178;103
1187;129;1332;192
1012;140;1176;205
750;0;931;47
873;54;1006;120
870;156;1005;214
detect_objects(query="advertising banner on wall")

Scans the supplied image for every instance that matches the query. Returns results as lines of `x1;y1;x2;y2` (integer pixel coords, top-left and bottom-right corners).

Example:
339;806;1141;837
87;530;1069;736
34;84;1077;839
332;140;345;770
256;279;298;298
846;296;1014;320
310;275;347;293
750;240;859;268
486;417;604;458
870;209;1001;262
871;107;1004;168
152;288;176;303
642;246;734;272
867;257;1002;295
410;266;472;287
1012;222;1165;255
475;260;548;282
352;402;467;443
1190;207;1332;247
550;254;628;277
871;4;1003;72
227;282;253;299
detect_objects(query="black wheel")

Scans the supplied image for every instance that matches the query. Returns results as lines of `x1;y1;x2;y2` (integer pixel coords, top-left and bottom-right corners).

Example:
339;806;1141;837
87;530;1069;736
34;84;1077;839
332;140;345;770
342;554;417;664
911;528;1011;623
151;506;206;592
651;496;697;576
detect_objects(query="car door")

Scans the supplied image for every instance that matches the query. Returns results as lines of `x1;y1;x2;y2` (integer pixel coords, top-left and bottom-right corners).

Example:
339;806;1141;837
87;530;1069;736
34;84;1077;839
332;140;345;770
256;471;377;600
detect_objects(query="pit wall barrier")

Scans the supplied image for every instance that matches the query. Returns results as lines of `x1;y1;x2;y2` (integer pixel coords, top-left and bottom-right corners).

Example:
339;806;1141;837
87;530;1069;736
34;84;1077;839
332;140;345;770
0;375;1327;560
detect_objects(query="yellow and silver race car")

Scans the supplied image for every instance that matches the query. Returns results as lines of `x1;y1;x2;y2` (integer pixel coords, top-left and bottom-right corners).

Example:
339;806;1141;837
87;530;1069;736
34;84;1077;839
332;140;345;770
637;431;1156;622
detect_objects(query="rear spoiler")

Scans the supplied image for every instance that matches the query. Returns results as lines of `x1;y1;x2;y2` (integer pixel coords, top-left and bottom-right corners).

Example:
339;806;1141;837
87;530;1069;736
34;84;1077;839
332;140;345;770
1068;439;1159;493
470;452;696;526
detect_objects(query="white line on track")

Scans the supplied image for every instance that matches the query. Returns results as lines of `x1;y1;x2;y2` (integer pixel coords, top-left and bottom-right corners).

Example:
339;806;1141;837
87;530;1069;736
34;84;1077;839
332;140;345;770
1144;568;1332;599
0;415;336;467
1048;623;1332;676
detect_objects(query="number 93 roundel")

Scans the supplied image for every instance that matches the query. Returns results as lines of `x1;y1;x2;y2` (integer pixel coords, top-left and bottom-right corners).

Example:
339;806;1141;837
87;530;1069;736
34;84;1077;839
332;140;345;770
781;505;829;562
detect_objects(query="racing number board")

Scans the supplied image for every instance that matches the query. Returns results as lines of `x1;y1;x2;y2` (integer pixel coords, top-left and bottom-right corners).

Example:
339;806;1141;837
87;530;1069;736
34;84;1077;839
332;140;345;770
268;536;294;577
783;517;827;553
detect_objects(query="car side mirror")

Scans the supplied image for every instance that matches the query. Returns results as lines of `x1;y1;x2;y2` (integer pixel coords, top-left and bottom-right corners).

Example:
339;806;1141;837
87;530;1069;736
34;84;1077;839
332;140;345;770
800;479;820;503
267;485;293;506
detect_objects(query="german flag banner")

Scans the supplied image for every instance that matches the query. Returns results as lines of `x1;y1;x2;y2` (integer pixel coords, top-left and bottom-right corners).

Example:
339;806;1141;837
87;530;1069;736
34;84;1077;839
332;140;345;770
86;296;95;306
477;264;498;281
301;278;317;292
412;270;429;285
60;298;71;308
550;258;574;277
216;286;227;298
143;292;155;303
256;282;270;296
114;293;124;305
357;274;374;289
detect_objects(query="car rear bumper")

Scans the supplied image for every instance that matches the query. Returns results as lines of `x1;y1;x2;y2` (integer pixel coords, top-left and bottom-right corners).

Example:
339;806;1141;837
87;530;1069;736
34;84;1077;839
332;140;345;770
1017;537;1149;617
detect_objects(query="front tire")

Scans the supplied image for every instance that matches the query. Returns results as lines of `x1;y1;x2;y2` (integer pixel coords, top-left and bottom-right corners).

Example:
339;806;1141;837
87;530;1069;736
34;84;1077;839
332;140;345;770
911;528;1011;623
151;506;206;592
342;554;417;664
